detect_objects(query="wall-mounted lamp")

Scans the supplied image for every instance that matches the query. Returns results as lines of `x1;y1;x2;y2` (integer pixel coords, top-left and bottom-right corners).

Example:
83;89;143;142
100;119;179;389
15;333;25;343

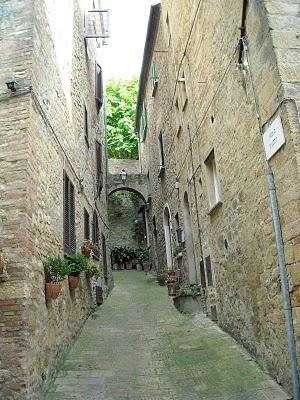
175;178;179;190
6;80;18;92
120;169;127;183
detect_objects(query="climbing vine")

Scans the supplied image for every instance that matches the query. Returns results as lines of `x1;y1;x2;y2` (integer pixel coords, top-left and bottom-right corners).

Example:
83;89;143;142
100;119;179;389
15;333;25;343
106;77;139;159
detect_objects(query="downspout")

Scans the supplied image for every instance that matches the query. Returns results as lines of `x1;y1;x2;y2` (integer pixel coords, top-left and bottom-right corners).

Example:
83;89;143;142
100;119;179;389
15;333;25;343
243;34;300;400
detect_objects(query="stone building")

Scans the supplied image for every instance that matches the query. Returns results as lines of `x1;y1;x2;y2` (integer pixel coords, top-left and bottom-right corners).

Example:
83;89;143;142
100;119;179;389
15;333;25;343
136;0;300;396
0;0;111;398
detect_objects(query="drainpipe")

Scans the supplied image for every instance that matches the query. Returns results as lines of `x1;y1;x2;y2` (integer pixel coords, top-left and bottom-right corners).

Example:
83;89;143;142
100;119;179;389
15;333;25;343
243;36;300;400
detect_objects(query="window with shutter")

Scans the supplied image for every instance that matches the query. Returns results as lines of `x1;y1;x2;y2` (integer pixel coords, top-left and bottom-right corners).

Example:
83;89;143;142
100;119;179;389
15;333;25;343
84;208;90;240
139;102;148;142
92;211;100;259
205;255;213;286
95;63;103;111
102;233;108;283
151;60;158;96
95;140;103;196
84;105;89;147
63;172;76;255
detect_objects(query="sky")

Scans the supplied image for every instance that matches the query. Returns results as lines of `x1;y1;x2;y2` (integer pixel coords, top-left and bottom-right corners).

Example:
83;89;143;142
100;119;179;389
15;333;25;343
100;0;160;81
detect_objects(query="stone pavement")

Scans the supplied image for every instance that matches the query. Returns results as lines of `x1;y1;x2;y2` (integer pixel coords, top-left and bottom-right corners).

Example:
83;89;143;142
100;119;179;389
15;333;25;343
46;271;291;400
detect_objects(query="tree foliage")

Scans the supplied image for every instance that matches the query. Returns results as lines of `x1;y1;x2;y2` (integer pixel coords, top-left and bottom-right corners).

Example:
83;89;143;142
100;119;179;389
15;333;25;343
106;77;139;159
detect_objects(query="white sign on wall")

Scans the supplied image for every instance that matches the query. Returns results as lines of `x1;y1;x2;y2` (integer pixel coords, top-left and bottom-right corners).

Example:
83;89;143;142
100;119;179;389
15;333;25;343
263;116;286;161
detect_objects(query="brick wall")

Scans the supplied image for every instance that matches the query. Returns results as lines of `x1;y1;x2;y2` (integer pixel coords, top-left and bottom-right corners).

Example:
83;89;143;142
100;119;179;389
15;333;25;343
0;0;111;398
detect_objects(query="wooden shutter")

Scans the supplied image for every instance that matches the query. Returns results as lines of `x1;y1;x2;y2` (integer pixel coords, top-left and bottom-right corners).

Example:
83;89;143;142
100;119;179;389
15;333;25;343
95;140;103;195
84;105;89;146
102;233;108;283
84;208;90;240
205;255;213;286
63;172;76;255
63;173;70;254
92;211;100;259
200;259;207;288
95;63;103;110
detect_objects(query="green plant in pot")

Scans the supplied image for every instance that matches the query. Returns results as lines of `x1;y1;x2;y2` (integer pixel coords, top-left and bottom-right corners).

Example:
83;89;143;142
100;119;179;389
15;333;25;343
85;260;102;279
157;267;167;286
137;246;152;272
44;256;69;300
65;253;88;289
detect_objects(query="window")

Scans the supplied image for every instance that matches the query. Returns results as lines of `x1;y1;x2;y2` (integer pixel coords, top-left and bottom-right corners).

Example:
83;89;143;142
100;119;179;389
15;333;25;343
174;98;182;136
63;172;76;255
95;140;103;195
84;208;90;240
151;60;158;96
179;71;188;111
92;211;100;259
158;131;165;167
204;149;221;211
102;233;108;283
200;260;207;288
84;105;89;146
95;62;103;111
166;13;172;47
139;102;147;142
205;255;213;287
175;212;183;244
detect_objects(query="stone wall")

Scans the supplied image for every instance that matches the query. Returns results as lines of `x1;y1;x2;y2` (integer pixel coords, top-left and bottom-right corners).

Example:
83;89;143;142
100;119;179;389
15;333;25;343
0;0;111;398
108;191;146;251
137;0;300;394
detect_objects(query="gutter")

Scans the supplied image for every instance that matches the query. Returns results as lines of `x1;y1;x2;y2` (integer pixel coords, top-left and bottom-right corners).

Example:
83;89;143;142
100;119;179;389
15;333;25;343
135;4;161;134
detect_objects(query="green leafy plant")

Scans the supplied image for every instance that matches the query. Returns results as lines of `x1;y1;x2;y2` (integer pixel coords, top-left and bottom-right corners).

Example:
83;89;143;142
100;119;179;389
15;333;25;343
106;77;139;159
157;268;167;286
43;256;69;283
65;253;88;276
136;246;152;263
111;246;136;263
85;260;102;279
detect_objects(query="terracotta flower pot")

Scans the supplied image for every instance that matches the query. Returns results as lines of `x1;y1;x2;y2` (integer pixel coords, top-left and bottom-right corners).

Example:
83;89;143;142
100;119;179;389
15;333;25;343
142;261;151;272
68;275;80;289
126;262;133;270
0;255;4;274
45;283;62;300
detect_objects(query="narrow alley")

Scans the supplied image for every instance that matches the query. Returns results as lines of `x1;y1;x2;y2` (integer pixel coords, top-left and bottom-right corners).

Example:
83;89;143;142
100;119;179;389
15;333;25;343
46;271;290;400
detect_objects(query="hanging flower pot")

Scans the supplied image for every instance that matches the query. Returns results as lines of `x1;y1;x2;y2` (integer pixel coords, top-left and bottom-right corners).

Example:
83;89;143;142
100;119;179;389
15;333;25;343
45;282;62;300
0;255;4;274
68;275;80;289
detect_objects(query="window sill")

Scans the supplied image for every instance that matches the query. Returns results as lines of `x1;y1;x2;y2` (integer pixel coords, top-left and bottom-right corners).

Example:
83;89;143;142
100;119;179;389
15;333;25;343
208;200;222;215
158;165;165;178
152;81;158;97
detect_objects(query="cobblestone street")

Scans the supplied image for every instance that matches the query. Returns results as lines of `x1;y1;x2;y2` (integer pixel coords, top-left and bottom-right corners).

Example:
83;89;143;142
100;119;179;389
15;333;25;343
46;271;290;400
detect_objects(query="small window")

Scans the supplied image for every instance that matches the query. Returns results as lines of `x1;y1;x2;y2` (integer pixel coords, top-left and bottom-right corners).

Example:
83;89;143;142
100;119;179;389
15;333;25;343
84;208;90;240
139;102;147;142
179;71;188;111
158;131;165;167
63;172;76;255
166;13;172;47
174;98;182;136
200;260;207;288
95;140;103;195
151;60;158;96
205;255;213;287
84;105;89;147
102;233;108;283
95;62;103;111
204;149;221;211
92;211;100;259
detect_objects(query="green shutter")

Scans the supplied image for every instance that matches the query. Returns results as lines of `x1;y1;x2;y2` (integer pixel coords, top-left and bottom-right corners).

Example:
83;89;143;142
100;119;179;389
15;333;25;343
139;102;148;142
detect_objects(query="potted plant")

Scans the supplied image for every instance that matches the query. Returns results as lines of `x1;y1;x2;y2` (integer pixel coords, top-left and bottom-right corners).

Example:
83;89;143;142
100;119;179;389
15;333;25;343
43;256;69;300
65;253;88;289
136;246;152;272
157;268;167;286
125;247;136;270
0;254;4;274
81;240;93;258
85;260;101;279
